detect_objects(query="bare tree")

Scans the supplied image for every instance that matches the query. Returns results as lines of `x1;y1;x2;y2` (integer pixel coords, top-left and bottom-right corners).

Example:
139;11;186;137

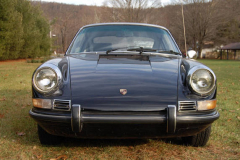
104;0;161;22
170;0;240;58
213;0;240;45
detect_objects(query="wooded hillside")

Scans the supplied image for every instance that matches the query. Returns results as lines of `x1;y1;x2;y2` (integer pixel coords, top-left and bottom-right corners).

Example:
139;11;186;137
1;0;239;60
35;0;240;57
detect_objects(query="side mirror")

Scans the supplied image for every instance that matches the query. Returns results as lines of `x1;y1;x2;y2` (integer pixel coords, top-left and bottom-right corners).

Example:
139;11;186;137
187;50;197;59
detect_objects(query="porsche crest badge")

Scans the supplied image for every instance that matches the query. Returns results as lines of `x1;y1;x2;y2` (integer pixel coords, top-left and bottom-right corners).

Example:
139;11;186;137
120;89;127;95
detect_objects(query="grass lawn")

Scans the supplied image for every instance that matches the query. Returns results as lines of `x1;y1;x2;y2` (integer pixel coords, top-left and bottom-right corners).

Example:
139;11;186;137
0;59;239;160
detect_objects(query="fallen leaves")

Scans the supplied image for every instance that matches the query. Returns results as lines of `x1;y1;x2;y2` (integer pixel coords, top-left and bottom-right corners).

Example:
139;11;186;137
236;101;239;105
50;155;68;160
36;155;43;159
0;114;4;119
17;132;26;136
0;97;6;101
218;90;225;95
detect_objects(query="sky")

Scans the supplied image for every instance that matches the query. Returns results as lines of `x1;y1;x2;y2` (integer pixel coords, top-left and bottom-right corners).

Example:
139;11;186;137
39;0;172;6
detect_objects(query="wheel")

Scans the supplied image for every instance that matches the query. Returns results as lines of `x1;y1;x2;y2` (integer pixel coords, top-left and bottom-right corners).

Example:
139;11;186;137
182;125;211;147
38;125;63;145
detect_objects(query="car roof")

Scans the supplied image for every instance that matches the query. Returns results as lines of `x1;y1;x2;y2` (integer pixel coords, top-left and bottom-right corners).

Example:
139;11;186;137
82;22;168;31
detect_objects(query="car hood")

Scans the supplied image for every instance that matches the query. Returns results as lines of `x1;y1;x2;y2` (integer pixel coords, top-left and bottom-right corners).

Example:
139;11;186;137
69;53;180;111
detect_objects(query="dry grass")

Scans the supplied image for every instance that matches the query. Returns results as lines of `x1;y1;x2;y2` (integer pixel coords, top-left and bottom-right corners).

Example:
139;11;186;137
0;60;239;160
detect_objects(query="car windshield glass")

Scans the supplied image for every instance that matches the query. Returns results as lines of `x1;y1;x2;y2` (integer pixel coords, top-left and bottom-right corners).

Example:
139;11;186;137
68;25;179;54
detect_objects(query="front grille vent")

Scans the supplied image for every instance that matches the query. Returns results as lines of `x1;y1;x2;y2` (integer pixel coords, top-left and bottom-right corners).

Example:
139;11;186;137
53;99;71;111
178;101;197;111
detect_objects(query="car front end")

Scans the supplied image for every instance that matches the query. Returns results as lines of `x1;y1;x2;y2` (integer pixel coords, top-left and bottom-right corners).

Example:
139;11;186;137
29;23;219;146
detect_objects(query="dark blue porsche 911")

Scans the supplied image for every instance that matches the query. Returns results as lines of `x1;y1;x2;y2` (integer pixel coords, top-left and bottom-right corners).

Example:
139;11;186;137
29;23;219;146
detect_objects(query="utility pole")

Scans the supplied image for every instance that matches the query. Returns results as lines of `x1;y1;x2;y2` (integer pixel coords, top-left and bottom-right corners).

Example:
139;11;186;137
181;0;187;54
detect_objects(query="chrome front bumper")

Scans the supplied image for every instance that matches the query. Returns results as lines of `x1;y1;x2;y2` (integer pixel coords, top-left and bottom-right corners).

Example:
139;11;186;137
29;104;219;137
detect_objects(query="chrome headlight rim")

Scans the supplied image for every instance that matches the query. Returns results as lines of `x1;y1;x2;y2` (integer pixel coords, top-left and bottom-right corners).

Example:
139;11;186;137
187;65;216;96
33;64;62;94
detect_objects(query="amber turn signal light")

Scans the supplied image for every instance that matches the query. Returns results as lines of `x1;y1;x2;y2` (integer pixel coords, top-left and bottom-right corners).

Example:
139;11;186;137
197;99;217;110
32;99;52;109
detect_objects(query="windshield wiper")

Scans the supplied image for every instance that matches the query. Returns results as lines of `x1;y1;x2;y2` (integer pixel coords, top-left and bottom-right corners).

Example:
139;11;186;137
127;47;157;54
106;47;180;55
106;48;119;54
106;47;129;54
158;50;181;55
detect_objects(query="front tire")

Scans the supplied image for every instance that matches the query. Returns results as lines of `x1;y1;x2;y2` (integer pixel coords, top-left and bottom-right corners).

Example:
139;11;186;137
182;125;211;147
38;125;63;145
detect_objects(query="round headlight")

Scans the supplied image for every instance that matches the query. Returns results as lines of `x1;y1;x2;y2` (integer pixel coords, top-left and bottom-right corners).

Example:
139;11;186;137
33;64;62;93
187;66;216;96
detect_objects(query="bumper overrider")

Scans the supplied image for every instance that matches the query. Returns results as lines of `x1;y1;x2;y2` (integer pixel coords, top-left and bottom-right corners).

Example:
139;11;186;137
29;104;219;138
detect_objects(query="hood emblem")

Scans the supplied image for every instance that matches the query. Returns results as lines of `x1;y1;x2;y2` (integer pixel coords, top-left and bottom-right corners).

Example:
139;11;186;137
120;89;127;95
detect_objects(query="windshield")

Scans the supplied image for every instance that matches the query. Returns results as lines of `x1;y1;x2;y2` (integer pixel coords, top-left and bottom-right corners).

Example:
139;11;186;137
68;25;179;54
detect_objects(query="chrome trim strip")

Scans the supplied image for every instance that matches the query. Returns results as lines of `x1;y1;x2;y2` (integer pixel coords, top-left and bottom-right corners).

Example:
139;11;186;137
82;115;166;123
